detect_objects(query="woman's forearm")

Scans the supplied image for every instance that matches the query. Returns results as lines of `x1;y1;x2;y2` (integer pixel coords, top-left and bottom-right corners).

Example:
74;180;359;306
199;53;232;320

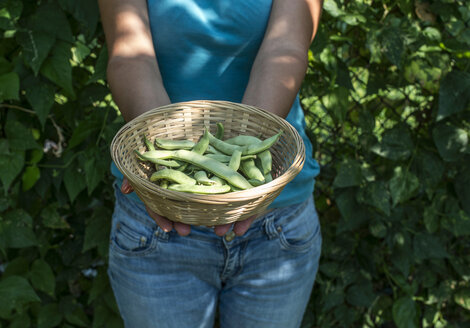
98;0;170;122
107;55;170;122
242;0;322;118
242;45;308;118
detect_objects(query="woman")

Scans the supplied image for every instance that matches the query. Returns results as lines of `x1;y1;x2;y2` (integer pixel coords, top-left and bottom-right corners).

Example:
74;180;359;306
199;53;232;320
99;0;323;327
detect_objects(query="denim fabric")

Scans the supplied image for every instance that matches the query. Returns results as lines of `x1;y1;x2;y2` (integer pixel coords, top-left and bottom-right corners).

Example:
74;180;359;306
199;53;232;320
108;185;322;328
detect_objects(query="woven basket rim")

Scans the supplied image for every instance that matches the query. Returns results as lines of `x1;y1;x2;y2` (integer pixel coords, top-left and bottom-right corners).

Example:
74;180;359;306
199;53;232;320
110;100;305;205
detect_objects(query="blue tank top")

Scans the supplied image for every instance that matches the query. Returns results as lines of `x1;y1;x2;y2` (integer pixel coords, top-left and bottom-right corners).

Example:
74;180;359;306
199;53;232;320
111;0;320;208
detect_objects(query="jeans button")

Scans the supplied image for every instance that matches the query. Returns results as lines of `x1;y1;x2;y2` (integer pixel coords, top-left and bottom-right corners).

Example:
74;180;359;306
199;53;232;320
224;231;236;242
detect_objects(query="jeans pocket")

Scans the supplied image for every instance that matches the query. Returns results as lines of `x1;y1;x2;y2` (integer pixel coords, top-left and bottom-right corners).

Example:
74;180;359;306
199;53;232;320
273;198;321;253
110;208;158;257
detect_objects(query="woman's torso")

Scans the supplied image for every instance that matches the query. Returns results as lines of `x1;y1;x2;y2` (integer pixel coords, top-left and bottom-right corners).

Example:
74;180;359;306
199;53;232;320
112;0;320;207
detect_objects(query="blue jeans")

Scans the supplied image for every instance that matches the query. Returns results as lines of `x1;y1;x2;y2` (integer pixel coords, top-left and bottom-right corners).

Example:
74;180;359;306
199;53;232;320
108;185;322;328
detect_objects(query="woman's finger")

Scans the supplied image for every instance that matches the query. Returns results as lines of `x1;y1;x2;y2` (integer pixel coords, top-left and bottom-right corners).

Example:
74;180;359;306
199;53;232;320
214;223;232;237
233;215;257;236
145;206;174;232
174;222;191;236
120;178;134;194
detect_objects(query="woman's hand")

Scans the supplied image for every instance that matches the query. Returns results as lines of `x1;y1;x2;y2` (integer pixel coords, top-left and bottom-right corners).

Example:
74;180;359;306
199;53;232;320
121;178;256;237
121;178;191;236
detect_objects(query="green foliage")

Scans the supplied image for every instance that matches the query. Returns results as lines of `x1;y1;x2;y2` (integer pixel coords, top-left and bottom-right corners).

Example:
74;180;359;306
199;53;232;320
301;0;470;327
1;0;469;327
0;0;123;326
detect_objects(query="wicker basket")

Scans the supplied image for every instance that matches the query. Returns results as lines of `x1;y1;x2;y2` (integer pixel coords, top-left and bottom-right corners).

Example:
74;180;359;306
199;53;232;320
110;100;305;226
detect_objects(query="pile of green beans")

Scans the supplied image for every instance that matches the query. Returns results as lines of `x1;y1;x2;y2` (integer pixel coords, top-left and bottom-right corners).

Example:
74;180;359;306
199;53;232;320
135;124;282;194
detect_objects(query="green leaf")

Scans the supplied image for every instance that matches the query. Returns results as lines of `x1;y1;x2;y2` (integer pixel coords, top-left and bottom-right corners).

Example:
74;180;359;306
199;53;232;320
0;71;19;101
27;3;73;42
88;270;108;304
58;0;99;39
391;246;413;277
83;207;111;254
0;140;24;191
29;259;55;297
0;209;37;248
454;288;470;311
333;159;362;188
40;41;75;98
84;156;106;195
335;189;370;233
359;181;391;216
392;296;418;328
321;86;349;123
423;206;439;234
371;124;414;160
389;167;419;206
413;233;449;261
87;45;108;84
3;256;29;278
323;0;343;17
455;166;470;216
414;151;444;195
17;31;55;75
437;70;470;121
38;303;63;328
0;276;40;317
64;306;90;327
346;283;376;308
5;118;39;150
404;59;442;93
369;219;387;238
381;27;404;68
9;313;30;328
432;121;468;162
0;0;22;29
68;119;101;148
441;210;470;237
41;204;70;229
22;166;40;191
63;164;86;202
322;288;344;312
23;76;56;128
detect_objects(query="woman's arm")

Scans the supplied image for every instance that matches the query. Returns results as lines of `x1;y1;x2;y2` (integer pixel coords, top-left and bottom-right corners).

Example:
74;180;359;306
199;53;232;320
242;0;323;118
99;0;193;236
98;0;170;122
228;0;323;236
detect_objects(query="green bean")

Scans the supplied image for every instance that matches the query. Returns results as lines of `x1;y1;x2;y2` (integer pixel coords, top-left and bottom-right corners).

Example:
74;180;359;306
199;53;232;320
205;153;256;163
225;135;262;146
257;150;272;175
144;136;155;151
241;131;282;155
248;179;264;187
228;149;242;171
159;180;169;189
194;170;217;186
150;168;196;185
240;159;265;182
172;150;253;189
192;129;210;155
168;184;231;194
215;122;224;139
139;150;252;189
206;145;224;155
225;135;272;173
207;128;241;155
264;172;273;183
138;150;174;161
210;176;226;186
155;138;195;150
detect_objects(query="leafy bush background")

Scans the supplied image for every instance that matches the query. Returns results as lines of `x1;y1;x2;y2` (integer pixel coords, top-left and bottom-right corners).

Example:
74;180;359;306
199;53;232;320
0;0;469;327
